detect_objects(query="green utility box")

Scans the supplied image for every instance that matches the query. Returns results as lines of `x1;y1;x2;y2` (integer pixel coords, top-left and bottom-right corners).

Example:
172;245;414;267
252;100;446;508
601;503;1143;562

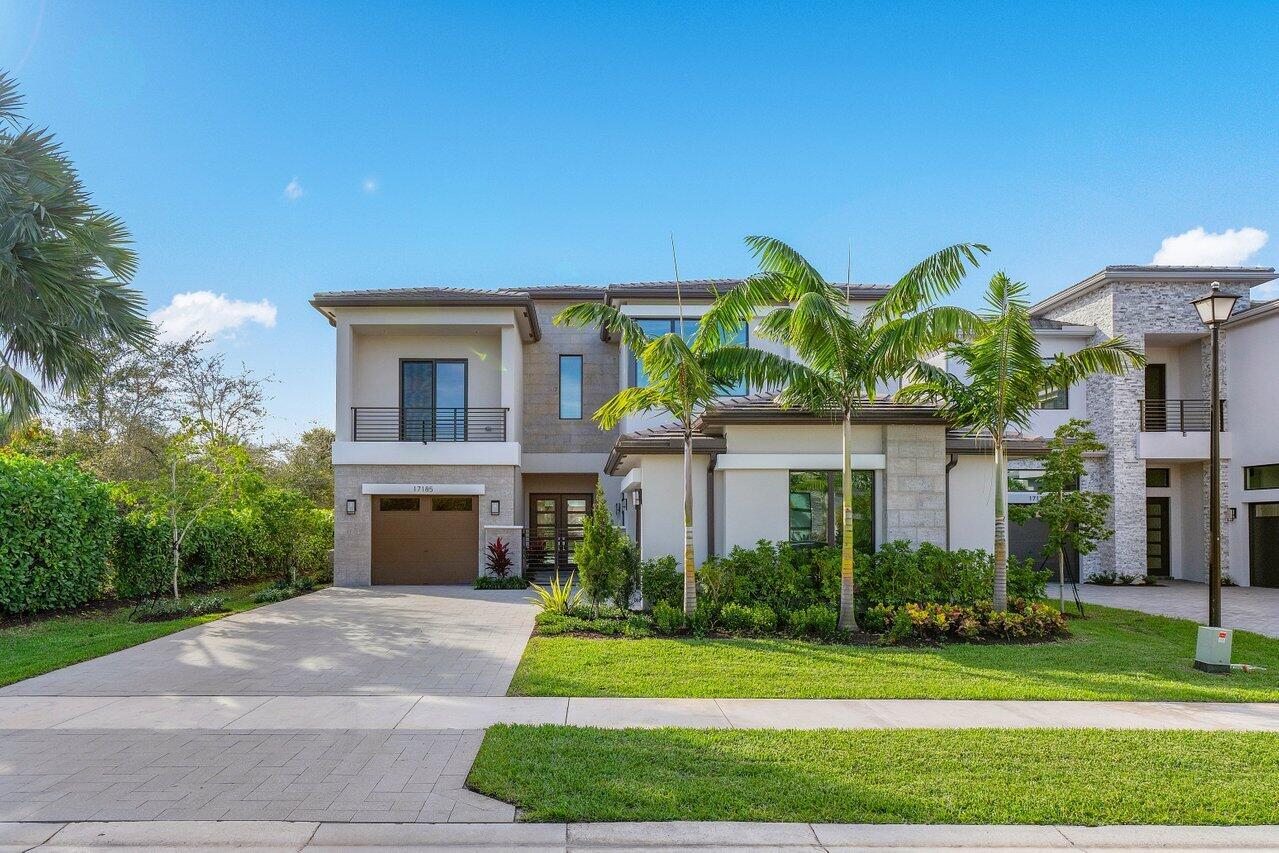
1194;626;1233;673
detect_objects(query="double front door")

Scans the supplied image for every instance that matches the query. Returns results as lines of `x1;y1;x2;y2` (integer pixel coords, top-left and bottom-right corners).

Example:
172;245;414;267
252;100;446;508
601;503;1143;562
528;493;593;572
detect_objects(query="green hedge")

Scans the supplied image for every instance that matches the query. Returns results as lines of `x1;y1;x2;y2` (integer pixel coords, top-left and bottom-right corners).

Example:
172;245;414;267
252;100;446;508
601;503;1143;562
692;539;1048;622
0;454;115;614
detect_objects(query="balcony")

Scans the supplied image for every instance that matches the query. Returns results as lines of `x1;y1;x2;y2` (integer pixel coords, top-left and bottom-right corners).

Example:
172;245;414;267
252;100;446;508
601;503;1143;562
1137;399;1230;461
1138;399;1224;433
351;407;509;442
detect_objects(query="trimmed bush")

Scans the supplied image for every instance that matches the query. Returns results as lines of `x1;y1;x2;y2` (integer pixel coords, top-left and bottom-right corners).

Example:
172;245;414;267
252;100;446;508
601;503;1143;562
474;575;530;590
787;604;840;640
651;600;683;635
131;594;227;622
857;541;1048;608
641;556;682;609
0;454;115;614
880;600;1067;645
111;512;171;599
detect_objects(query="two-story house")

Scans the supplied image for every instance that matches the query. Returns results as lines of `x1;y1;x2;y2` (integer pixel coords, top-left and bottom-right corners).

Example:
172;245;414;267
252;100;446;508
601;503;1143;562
312;264;1279;590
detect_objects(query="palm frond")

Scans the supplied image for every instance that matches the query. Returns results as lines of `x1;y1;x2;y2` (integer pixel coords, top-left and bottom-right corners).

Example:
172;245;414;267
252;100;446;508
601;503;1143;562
592;385;670;431
554;302;649;352
870;242;989;320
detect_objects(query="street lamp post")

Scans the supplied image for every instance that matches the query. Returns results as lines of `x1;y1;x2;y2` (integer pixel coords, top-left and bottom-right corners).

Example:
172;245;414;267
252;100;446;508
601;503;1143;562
1190;282;1239;629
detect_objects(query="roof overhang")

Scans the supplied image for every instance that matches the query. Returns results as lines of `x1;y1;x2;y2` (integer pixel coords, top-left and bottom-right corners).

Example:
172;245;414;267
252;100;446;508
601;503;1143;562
605;430;726;476
1031;265;1277;319
310;293;542;340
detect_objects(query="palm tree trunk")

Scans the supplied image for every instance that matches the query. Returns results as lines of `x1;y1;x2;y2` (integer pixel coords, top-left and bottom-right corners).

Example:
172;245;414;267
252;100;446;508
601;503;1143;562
682;430;697;614
838;413;858;630
993;437;1008;610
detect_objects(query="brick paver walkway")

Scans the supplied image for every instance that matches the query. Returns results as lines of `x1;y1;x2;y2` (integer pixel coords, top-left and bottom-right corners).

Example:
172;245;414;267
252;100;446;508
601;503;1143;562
0;586;535;825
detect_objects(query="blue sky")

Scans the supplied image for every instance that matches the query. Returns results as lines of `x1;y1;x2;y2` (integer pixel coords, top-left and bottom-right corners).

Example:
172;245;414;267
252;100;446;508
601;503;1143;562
4;1;1278;439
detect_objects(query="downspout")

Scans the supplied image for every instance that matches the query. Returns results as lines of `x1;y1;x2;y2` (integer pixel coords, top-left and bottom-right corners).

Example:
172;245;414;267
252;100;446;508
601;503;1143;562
706;451;719;558
944;453;958;550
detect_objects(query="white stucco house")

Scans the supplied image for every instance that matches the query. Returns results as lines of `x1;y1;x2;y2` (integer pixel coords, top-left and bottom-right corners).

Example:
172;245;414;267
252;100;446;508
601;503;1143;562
311;264;1279;589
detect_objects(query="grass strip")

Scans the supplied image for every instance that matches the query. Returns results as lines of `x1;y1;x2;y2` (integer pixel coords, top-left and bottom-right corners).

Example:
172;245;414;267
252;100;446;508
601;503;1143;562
469;725;1279;825
509;605;1279;701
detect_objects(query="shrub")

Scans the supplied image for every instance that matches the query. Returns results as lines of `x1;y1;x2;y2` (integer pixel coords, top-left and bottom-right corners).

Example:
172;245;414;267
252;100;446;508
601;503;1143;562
574;484;629;613
529;572;582;615
641;556;682;609
615;541;641;609
861;603;895;633
687;601;716;637
0;454;115;614
651;600;683;635
878;600;1067;645
111;512;171;599
719;602;777;635
132;594;227;622
787;604;839;640
485;537;514;579
474;575;529;590
623;613;654;638
858;541;1048;608
250;586;294;604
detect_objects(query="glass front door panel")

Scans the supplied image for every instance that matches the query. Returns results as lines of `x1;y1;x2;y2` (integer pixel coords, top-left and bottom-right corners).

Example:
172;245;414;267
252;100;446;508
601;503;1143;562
434;361;467;440
529;493;595;571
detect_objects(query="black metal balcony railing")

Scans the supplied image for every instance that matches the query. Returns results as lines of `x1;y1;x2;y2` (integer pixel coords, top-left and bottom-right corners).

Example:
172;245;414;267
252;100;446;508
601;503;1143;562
351;407;508;442
1138;399;1225;433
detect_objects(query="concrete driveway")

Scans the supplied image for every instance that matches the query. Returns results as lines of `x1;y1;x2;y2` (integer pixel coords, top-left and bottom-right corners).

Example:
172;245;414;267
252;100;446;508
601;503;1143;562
0;586;538;823
1054;580;1279;638
1;585;536;697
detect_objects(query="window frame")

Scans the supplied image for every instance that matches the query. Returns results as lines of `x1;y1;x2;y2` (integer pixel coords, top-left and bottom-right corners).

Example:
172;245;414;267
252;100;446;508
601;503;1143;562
430;496;473;512
1244;463;1279;491
1146;467;1171;489
787;469;876;551
558;354;584;420
628;317;749;396
398;358;469;441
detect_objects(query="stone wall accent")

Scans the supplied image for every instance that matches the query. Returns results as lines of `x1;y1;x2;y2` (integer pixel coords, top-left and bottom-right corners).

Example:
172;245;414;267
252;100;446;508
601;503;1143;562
1040;277;1248;578
481;525;524;578
332;464;517;586
885;424;947;546
521;299;619;453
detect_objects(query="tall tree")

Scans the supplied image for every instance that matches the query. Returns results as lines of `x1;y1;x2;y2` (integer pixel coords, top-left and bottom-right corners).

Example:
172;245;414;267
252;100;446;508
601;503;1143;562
701;236;988;629
0;71;152;435
555;289;791;614
897;273;1142;609
1010;419;1112;613
270;426;335;508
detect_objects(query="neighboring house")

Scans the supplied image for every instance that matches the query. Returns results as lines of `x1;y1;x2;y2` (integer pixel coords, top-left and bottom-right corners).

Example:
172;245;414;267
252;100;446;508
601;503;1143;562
311;264;1279;589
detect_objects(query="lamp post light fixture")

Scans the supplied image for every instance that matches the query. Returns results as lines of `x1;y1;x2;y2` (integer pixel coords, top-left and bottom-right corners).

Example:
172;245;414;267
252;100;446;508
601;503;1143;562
1190;282;1239;629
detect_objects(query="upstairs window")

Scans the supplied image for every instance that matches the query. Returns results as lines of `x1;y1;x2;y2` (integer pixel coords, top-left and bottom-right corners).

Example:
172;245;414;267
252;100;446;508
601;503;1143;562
559;355;583;419
400;359;467;440
632;318;747;396
1036;358;1069;410
1245;463;1279;490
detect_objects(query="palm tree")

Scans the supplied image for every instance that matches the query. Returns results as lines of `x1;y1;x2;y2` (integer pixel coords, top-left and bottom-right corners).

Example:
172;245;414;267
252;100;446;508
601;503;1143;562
0;71;152;436
896;272;1143;609
555;288;791;614
701;236;989;629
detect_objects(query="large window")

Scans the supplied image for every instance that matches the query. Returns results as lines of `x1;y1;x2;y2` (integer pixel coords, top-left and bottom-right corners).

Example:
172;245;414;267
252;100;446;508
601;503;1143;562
632;318;748;396
788;470;874;552
1009;468;1079;493
1245;463;1279;491
1146;468;1171;488
559;355;583;419
400;359;467;440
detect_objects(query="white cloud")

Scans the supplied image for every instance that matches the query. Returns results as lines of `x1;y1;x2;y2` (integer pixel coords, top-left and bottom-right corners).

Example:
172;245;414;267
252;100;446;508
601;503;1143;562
362;177;379;193
1152;226;1268;266
283;177;304;200
151;291;278;341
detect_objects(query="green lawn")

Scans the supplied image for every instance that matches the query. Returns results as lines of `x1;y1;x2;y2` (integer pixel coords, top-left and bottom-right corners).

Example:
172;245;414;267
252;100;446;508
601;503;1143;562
469;725;1279;824
0;581;284;687
510;605;1279;701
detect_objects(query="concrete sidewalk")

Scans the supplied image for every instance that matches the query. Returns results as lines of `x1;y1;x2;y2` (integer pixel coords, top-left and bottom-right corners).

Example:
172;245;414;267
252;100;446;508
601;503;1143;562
5;695;1279;731
6;819;1279;850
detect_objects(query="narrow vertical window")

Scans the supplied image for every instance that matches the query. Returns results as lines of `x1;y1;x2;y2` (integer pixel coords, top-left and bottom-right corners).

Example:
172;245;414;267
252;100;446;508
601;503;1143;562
560;355;583;419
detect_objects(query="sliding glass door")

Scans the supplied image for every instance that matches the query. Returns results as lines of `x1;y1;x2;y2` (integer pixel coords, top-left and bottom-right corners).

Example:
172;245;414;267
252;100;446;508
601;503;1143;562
400;359;467;441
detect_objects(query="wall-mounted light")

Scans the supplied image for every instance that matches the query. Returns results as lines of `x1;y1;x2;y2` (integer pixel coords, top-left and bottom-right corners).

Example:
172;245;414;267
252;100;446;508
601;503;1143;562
1229;507;1238;523
621;495;628;511
345;499;357;515
490;499;501;516
633;490;642;508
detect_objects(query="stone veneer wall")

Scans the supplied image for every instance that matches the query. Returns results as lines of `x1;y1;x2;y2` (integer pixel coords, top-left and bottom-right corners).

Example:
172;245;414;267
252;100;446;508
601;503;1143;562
332;464;517;586
1039;279;1248;578
884;424;947;546
521;299;619;454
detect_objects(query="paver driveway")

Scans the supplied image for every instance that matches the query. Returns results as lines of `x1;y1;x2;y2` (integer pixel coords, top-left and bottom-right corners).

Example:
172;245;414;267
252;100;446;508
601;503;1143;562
0;586;538;823
1;585;536;697
1052;580;1279;638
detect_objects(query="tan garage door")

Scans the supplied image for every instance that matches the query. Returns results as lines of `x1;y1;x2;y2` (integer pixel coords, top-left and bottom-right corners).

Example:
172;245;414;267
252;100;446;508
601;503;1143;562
371;495;478;584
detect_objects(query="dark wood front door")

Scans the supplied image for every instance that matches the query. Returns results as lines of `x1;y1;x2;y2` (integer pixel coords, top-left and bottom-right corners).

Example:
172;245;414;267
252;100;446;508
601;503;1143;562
528;493;594;572
1250;502;1279;588
1146;496;1170;576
